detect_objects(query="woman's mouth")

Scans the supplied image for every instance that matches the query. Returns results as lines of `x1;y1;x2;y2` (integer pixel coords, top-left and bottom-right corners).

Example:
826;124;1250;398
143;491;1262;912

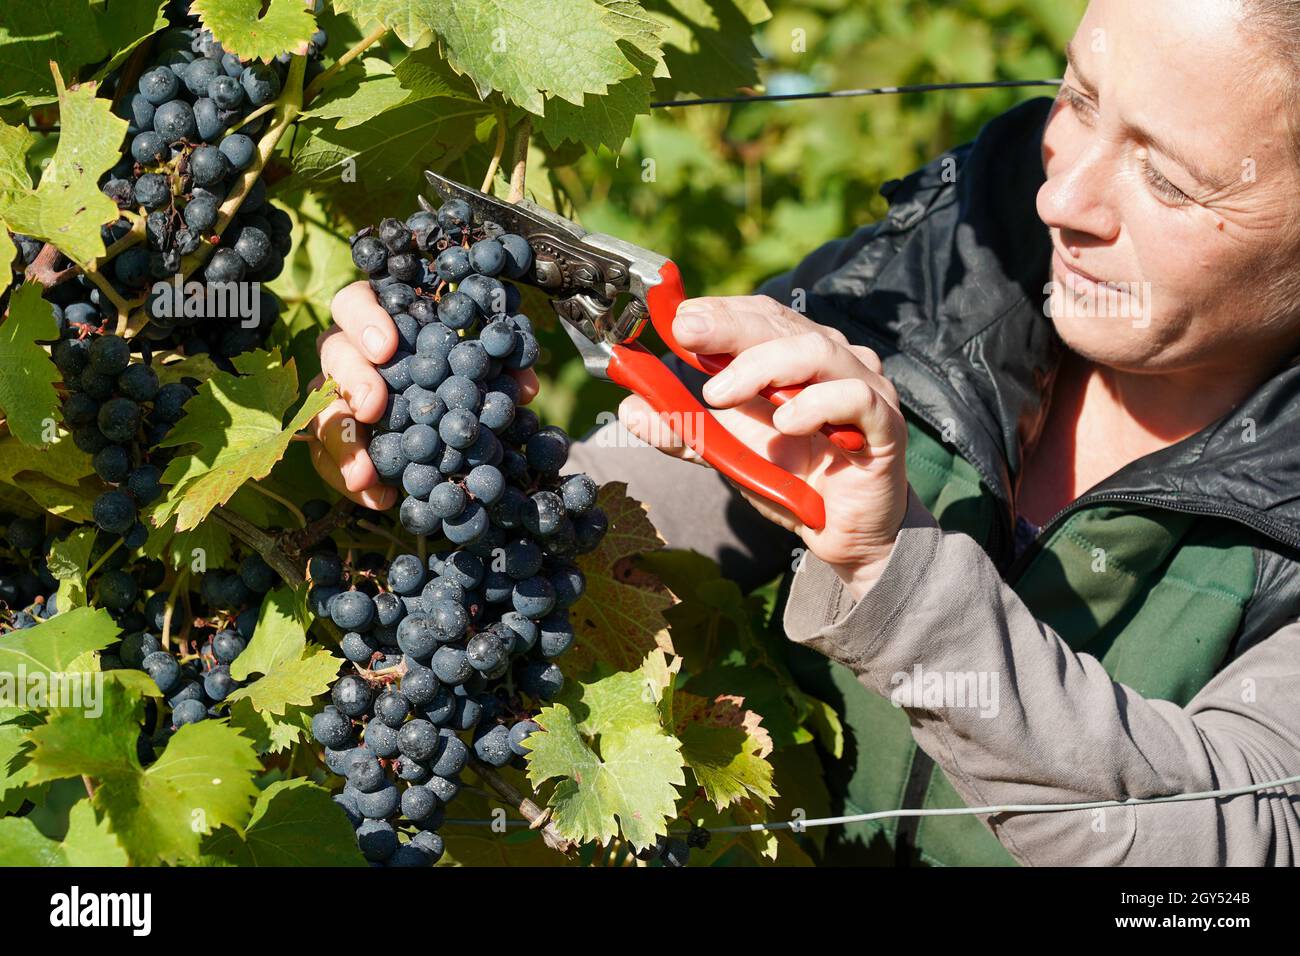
1052;248;1118;291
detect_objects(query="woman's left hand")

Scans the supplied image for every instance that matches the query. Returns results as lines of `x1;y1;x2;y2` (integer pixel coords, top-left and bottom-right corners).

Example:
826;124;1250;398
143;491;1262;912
618;295;911;598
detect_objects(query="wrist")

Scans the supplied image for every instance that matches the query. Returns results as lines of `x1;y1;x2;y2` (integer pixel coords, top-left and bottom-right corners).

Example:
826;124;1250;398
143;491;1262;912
828;543;897;601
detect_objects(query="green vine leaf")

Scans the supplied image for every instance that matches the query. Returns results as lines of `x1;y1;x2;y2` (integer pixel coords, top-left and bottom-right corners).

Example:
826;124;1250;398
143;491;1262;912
0;0;166;107
0;605;119;677
643;0;770;99
0;800;129;866
227;587;340;719
0;431;97;521
193;0;316;62
291;52;486;223
26;681;261;865
202;779;366;866
526;649;685;849
333;0;647;114
0;282;60;447
152;349;335;532
0;71;126;266
298;57;413;130
45;527;96;609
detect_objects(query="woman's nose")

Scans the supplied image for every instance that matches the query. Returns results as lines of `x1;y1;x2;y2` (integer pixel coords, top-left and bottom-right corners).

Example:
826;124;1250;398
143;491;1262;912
1036;141;1121;244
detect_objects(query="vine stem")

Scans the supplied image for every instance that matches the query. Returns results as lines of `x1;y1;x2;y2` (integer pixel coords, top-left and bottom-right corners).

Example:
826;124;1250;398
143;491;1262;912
212;505;304;588
79;266;132;332
160;568;189;653
23;243;79;289
246;481;307;529
303;24;390;105
467;757;575;854
507;117;532;203
480;111;508;193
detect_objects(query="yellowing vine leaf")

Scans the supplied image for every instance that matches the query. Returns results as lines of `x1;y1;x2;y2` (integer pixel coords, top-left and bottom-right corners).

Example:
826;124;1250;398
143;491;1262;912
0;71;125;266
674;691;777;810
0;606;119;677
152;349;335;531
568;481;675;673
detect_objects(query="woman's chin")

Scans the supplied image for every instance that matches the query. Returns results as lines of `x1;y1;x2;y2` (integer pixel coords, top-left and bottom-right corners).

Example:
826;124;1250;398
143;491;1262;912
1047;297;1165;370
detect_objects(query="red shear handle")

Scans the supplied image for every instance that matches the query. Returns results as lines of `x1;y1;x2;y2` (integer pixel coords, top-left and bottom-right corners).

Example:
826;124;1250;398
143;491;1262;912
607;340;827;531
646;261;867;454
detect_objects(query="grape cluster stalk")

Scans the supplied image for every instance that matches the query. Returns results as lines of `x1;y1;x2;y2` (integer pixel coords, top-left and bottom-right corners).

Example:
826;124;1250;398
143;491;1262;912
305;200;609;866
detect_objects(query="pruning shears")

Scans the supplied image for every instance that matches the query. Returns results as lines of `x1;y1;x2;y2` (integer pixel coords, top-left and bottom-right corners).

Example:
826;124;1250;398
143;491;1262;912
424;171;868;531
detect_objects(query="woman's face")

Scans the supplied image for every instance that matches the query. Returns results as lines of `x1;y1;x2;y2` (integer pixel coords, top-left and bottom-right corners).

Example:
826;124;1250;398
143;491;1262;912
1038;0;1300;374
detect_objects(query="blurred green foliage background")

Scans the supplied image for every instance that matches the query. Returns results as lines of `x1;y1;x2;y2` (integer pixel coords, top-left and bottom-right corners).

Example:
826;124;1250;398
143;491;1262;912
527;0;1086;432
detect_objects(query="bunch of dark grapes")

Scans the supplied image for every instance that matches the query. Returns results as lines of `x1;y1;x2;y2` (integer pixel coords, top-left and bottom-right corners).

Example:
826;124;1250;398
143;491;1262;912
51;325;195;544
100;549;278;734
304;201;609;865
0;515;58;633
102;21;308;358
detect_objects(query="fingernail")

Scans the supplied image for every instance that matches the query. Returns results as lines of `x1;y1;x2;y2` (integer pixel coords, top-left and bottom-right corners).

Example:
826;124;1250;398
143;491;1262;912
705;368;735;403
362;326;387;360
675;313;707;337
352;384;371;416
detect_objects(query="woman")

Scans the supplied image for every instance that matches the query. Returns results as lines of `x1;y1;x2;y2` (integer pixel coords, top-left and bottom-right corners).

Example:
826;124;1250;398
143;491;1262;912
312;0;1300;865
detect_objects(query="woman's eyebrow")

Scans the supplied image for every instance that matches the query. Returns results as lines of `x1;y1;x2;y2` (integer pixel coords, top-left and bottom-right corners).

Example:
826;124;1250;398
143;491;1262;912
1065;41;1234;194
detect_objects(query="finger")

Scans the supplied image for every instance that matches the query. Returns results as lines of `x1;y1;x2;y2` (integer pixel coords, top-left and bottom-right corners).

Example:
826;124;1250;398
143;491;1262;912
308;439;400;510
318;330;390;424
617;395;698;461
771;378;907;453
311;395;385;495
702;332;893;409
331;280;399;364
672;295;820;355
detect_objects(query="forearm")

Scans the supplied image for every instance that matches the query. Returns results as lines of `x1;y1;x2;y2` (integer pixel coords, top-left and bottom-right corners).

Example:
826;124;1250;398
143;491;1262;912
784;490;1300;865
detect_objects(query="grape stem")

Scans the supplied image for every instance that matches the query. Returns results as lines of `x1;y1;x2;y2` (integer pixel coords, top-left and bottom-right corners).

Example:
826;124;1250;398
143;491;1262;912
467;756;575;853
79;263;132;333
507;117;531;203
160;568;190;653
84;537;124;580
302;24;390;106
355;518;411;553
480;110;508;193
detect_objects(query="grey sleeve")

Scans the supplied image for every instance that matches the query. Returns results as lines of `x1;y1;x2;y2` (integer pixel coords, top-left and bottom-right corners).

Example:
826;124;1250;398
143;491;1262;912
782;489;1300;866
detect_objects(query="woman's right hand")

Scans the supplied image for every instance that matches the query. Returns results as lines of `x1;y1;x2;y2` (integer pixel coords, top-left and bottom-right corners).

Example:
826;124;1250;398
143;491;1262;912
308;281;539;508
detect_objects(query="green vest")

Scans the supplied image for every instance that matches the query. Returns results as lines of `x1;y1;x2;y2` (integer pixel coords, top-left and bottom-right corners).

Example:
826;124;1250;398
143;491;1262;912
783;418;1259;867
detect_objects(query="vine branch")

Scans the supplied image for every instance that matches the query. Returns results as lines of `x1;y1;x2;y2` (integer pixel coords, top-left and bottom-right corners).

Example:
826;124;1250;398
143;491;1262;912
468;757;575;854
212;505;305;588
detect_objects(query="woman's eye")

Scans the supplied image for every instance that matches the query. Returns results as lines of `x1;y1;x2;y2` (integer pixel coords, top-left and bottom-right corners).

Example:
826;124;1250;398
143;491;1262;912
1140;156;1193;206
1062;86;1097;124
